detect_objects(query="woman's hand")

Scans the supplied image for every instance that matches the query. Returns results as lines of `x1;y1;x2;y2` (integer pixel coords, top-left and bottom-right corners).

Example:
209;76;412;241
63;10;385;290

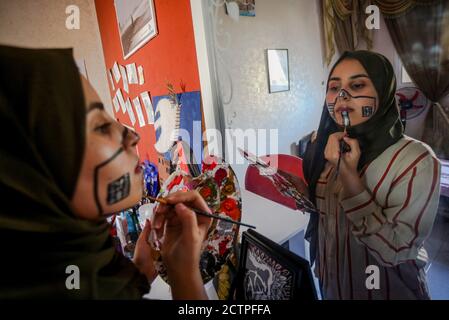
324;132;361;173
133;220;158;283
152;190;212;299
340;136;361;173
324;133;364;199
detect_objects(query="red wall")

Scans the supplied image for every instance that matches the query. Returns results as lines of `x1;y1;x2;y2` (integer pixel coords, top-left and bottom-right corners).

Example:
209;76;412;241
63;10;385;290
95;0;201;163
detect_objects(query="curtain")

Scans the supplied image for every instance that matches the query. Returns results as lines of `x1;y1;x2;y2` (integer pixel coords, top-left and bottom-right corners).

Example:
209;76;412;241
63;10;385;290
383;0;449;157
322;0;441;65
384;1;449;102
322;0;374;65
374;0;438;17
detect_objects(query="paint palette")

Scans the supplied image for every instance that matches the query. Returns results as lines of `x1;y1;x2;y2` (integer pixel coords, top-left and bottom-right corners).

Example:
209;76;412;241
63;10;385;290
150;155;242;284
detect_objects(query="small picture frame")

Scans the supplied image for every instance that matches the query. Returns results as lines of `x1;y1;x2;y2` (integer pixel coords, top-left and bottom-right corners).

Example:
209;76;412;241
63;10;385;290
235;229;317;300
114;0;158;60
238;0;256;17
266;49;290;93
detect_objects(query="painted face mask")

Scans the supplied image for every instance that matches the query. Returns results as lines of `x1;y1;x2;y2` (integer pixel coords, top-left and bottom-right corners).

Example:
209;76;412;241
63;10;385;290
94;126;142;216
326;88;377;127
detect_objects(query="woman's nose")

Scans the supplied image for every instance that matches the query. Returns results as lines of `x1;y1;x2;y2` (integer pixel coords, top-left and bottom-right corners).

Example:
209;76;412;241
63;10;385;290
338;89;350;100
122;127;140;149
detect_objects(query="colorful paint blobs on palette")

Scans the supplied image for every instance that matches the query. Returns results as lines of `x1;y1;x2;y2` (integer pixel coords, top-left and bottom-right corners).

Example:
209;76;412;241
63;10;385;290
153;156;242;283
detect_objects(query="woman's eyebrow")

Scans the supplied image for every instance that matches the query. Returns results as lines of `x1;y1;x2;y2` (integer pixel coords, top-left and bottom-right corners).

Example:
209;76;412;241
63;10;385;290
350;74;369;79
329;74;369;82
87;102;105;113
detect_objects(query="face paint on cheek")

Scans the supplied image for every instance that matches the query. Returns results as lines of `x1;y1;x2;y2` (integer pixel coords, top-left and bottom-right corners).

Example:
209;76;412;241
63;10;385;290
327;102;336;117
362;106;374;117
107;173;131;205
360;97;377;118
93;147;124;216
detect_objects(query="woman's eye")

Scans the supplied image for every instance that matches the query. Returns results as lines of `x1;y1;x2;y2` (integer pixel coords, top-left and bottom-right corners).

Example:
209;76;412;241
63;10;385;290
94;123;112;134
352;83;365;90
328;86;339;92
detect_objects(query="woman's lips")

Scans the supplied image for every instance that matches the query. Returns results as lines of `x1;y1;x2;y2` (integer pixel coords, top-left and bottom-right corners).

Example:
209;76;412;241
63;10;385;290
336;106;354;113
135;163;143;174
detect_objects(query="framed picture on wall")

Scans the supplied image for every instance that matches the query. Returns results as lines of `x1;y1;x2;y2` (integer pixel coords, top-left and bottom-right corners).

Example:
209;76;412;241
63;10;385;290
114;0;158;60
238;0;256;17
266;49;290;93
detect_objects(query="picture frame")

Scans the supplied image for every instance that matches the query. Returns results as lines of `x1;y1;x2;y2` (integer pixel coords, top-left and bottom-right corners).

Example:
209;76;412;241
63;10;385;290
266;49;290;93
235;229;317;300
114;0;158;60
238;0;256;17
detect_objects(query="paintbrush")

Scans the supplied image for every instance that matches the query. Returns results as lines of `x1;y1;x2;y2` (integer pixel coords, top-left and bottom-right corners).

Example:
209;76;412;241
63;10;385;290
335;110;351;180
146;196;256;229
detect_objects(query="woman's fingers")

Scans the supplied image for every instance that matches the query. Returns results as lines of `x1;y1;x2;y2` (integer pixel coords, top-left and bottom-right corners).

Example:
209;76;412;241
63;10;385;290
343;136;360;153
165;190;212;214
341;136;361;171
325;132;351;165
169;203;211;239
329;132;346;142
141;219;152;240
152;203;175;241
153;191;213;242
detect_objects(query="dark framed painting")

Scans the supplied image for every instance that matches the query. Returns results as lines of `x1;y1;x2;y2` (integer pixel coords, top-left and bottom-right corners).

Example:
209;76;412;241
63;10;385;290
266;49;290;93
235;229;317;300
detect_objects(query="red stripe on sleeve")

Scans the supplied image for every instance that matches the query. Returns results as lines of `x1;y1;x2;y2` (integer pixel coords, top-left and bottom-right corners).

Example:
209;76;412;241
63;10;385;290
395;157;438;251
346;141;412;214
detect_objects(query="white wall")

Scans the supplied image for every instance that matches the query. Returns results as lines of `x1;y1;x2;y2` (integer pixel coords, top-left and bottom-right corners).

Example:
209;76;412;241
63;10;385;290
0;0;112;114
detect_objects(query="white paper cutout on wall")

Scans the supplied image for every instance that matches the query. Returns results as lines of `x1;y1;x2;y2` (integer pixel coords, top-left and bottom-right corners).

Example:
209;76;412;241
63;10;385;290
112;62;121;83
109;70;115;91
112;94;120;113
126;63;138;84
125;98;136;125
119;65;129;93
116;89;126;113
140;91;154;124
138;65;145;85
132;97;146;128
154;98;179;154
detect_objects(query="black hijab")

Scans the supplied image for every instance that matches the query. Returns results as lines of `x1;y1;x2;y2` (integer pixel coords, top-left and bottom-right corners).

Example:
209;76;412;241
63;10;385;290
0;46;148;299
303;50;404;264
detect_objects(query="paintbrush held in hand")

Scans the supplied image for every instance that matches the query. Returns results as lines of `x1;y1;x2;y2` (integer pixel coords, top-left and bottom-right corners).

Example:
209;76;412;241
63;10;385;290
146;196;256;229
335;110;352;180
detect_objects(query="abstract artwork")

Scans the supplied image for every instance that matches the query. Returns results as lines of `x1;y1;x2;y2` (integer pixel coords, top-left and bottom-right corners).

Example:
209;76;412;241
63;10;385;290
236;229;317;300
244;242;293;299
152;91;203;184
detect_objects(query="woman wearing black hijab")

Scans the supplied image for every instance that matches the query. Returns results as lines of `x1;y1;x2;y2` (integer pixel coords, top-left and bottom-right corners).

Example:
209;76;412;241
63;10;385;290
298;51;441;299
0;46;211;299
